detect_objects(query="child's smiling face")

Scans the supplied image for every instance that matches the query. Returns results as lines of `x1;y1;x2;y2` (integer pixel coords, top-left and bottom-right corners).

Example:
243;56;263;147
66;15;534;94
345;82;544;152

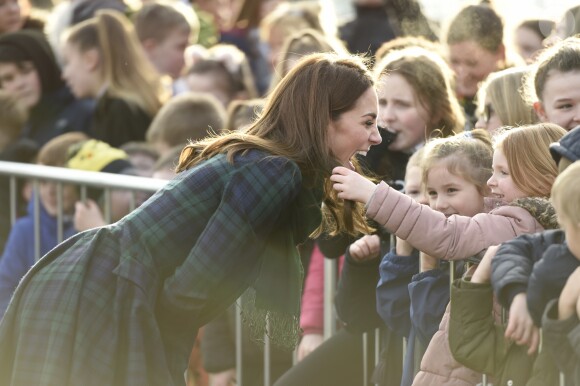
487;149;527;203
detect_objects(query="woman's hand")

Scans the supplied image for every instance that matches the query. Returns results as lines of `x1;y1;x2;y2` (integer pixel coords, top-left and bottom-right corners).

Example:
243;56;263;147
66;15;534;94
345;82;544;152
330;166;377;204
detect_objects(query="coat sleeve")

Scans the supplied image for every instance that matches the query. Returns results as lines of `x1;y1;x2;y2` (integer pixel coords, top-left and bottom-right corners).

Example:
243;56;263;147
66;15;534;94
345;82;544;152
155;158;303;377
0;220;35;318
491;230;564;310
376;249;418;338
334;247;384;333
448;278;509;375
527;245;580;326
541;298;579;378
366;182;540;260
408;268;450;346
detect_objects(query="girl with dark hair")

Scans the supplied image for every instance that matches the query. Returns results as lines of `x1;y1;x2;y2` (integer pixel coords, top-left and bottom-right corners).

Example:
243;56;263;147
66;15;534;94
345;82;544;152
0;30;93;146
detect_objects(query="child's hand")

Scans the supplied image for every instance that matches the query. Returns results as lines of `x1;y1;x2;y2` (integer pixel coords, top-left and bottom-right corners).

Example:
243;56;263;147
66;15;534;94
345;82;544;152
74;200;107;231
395;236;414;256
330;167;377;204
558;267;580;321
505;293;539;355
420;252;438;272
349;234;381;262
470;245;498;284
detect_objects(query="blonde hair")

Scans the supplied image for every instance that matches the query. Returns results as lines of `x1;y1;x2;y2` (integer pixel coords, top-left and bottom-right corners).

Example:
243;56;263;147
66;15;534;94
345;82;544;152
259;1;330;43
407;146;427;171
551;161;580;224
422;129;493;196
272;28;347;88
477;67;538;126
177;53;375;236
374;47;465;139
65;10;165;116
495;123;567;197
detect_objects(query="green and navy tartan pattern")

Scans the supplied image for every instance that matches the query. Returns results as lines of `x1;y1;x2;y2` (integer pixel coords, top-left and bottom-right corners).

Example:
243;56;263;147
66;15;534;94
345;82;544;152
0;150;303;386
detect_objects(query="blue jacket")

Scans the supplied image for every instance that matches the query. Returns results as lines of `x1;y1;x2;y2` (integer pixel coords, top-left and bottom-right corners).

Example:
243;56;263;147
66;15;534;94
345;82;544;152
377;249;451;386
0;197;76;317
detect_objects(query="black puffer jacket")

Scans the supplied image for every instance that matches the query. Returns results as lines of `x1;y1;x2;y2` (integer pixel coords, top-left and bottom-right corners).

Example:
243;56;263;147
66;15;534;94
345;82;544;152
491;230;565;312
528;243;580;326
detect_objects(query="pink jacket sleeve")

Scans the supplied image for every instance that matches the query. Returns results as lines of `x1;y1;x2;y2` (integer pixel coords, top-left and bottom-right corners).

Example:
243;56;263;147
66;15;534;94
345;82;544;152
366;182;544;261
300;245;344;335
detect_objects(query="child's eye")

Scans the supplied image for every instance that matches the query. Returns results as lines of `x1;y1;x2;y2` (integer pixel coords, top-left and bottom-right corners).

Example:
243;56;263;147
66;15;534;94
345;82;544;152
447;188;458;194
500;170;509;176
557;103;573;110
407;190;419;196
427;190;437;197
395;100;411;108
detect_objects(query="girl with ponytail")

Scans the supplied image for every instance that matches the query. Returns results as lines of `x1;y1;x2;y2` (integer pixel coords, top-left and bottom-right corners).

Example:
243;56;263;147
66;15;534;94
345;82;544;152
61;10;165;148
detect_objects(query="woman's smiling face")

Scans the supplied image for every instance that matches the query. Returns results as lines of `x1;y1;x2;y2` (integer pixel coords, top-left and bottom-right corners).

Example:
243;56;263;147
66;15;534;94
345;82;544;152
327;87;382;166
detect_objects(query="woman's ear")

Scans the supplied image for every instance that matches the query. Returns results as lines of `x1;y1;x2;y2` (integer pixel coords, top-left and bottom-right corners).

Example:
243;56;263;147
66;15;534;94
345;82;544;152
533;101;549;122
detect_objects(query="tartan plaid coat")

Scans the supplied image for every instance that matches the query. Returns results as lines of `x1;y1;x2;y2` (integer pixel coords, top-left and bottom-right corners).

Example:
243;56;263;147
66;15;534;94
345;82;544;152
0;150;312;386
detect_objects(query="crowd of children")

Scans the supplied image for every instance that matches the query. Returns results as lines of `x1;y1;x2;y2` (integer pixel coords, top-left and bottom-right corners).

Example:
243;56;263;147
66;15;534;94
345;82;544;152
0;1;580;385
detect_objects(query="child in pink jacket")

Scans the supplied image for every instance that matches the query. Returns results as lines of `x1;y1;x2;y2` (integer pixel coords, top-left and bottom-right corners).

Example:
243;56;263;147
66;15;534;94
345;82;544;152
331;123;565;385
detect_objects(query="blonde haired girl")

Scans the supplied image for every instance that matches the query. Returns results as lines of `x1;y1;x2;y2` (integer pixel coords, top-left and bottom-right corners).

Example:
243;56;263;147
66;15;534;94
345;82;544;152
376;129;493;385
61;10;165;147
475;67;538;134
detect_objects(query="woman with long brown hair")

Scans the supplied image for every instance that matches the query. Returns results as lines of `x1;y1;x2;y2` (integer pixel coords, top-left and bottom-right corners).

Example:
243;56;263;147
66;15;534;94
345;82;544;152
0;52;381;386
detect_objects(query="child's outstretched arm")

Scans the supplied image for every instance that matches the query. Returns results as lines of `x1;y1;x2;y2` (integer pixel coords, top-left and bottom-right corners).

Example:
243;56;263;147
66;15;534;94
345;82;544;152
362;181;542;261
330;166;377;205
